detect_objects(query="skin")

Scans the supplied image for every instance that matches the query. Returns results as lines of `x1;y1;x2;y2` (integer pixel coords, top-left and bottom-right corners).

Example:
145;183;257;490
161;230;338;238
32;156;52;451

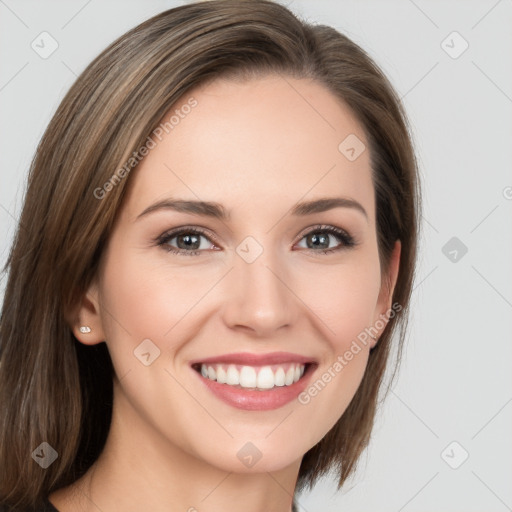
50;74;400;512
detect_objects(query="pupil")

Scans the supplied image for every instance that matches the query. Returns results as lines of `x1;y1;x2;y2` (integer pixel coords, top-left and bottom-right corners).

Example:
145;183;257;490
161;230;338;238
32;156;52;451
309;233;329;249
178;234;200;250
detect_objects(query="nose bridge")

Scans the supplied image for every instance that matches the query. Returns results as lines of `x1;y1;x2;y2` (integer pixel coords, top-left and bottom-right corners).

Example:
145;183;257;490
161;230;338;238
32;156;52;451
222;236;298;335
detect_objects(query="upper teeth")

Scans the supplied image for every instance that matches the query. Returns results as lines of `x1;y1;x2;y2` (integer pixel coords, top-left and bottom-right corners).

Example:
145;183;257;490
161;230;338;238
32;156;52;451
199;363;305;389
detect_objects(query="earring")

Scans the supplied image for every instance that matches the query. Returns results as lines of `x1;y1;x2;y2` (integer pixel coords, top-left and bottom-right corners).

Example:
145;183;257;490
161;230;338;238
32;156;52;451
79;326;92;334
369;333;378;341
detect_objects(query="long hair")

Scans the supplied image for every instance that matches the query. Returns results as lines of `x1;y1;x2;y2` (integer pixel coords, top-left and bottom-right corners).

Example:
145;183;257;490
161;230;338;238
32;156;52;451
0;0;421;508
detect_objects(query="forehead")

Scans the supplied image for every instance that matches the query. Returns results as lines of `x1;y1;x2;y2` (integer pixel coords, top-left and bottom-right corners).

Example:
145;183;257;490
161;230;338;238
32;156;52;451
121;74;374;223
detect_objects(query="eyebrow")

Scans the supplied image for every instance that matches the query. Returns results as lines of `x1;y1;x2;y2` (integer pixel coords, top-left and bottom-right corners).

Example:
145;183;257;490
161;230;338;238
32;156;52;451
136;196;368;222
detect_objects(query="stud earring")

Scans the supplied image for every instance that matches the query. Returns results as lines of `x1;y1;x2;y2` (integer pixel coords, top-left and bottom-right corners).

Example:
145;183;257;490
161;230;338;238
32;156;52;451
79;326;92;334
369;332;378;342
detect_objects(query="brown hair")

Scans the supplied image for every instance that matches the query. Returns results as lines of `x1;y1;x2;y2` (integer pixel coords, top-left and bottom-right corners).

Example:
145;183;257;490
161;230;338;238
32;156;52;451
0;0;421;508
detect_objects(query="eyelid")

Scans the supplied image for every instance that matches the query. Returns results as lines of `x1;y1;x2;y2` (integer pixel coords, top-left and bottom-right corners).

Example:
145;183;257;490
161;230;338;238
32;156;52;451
294;223;352;243
156;225;221;246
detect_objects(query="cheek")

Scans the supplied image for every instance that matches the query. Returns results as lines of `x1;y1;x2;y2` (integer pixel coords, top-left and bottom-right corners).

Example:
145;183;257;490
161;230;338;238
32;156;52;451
99;244;161;319
290;257;380;430
293;254;381;347
98;248;223;356
99;256;164;340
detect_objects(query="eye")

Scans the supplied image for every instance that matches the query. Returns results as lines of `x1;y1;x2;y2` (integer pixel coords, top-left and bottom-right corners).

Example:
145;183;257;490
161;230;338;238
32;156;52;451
156;224;357;256
156;227;217;256
295;225;356;254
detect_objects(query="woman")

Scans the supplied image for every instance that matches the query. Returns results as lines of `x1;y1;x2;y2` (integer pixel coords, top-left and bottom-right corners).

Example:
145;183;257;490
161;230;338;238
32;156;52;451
0;1;421;510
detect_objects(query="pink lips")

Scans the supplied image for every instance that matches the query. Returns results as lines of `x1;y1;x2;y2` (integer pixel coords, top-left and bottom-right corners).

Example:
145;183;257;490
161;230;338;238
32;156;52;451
189;351;315;367
190;351;317;411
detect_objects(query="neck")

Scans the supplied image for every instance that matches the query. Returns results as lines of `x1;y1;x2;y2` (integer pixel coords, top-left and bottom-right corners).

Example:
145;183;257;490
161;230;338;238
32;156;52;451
51;379;301;512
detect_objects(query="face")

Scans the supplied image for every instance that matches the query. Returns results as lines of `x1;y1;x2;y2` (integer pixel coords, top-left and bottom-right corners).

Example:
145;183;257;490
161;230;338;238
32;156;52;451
78;74;400;474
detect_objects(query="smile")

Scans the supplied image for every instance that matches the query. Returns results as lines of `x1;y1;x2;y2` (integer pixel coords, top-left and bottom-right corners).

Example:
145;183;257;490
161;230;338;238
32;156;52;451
190;352;318;411
192;362;308;390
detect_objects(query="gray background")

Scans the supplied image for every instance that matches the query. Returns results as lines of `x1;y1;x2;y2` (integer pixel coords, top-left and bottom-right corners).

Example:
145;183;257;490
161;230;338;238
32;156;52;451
1;1;511;511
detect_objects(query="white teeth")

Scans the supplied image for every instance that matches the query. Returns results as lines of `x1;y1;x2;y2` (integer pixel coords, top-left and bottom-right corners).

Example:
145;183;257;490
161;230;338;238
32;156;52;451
274;367;285;386
226;364;240;385
285;367;295;386
198;363;307;390
239;366;257;388
256;366;275;389
216;365;227;384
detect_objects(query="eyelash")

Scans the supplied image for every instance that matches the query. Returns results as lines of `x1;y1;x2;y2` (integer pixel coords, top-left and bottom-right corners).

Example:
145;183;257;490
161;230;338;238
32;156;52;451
155;224;358;257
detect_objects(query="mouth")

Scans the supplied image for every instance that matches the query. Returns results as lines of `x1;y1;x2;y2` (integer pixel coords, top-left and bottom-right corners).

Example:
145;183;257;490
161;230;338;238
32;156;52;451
189;351;318;410
191;361;316;391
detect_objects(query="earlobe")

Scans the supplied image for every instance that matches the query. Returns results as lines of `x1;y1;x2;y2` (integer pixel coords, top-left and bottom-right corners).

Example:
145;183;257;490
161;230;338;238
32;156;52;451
69;282;106;346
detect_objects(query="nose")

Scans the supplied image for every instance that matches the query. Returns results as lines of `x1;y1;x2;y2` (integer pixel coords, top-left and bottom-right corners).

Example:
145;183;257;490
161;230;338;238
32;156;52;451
220;246;300;337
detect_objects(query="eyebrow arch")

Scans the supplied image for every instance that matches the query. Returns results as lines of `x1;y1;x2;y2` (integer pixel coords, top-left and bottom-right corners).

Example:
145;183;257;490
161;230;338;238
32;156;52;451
136;196;368;222
136;199;230;221
292;197;368;221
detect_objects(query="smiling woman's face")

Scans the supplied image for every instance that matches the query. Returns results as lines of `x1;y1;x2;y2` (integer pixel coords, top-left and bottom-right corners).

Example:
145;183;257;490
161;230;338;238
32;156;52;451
83;74;400;474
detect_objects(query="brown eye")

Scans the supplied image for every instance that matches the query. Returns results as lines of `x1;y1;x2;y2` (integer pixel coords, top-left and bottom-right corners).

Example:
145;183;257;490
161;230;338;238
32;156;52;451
157;227;216;256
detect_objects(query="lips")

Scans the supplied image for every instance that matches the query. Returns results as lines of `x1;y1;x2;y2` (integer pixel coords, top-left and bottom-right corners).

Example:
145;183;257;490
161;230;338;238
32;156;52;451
189;351;316;386
189;351;318;410
189;351;316;367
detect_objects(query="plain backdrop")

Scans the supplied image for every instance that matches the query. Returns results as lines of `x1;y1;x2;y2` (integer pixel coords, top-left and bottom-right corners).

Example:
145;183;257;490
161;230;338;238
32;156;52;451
1;1;511;511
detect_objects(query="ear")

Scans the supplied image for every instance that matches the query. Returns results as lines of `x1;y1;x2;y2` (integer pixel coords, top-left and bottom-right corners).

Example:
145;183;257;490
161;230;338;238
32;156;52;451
67;279;106;346
370;240;401;349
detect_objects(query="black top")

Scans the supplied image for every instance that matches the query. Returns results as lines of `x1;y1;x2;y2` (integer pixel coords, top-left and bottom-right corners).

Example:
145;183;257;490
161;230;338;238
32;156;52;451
40;499;58;512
